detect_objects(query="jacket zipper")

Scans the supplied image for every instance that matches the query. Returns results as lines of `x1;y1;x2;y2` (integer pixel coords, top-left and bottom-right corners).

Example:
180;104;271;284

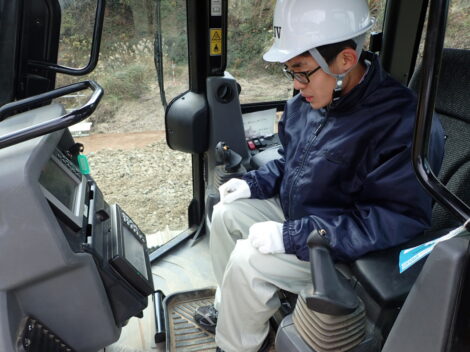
287;111;329;218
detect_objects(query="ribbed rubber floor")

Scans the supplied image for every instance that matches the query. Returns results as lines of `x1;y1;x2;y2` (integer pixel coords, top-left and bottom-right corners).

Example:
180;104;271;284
164;288;217;352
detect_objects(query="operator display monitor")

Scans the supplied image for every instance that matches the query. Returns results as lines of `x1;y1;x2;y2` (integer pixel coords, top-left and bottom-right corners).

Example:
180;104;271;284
109;204;154;296
39;149;87;230
122;225;148;280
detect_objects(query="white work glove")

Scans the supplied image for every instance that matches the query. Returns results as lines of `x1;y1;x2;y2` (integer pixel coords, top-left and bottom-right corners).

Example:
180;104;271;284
248;221;285;254
219;178;251;204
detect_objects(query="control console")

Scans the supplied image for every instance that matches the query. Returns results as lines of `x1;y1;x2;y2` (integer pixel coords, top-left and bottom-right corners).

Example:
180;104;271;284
38;145;154;326
246;133;281;156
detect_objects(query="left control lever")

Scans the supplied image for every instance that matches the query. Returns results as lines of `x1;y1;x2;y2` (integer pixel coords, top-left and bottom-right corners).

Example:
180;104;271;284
215;141;243;172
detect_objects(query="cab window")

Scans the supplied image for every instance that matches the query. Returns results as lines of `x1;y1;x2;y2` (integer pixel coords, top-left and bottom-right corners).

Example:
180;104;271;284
56;0;191;247
226;0;292;103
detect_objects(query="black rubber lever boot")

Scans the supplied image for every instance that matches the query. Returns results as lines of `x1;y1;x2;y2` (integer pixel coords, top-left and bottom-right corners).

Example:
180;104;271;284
306;230;359;315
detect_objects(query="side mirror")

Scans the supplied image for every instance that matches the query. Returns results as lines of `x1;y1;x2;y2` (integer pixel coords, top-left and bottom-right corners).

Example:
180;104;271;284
28;0;105;76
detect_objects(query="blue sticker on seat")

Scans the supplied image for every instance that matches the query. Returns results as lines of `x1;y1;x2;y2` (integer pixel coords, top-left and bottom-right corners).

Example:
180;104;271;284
399;226;467;273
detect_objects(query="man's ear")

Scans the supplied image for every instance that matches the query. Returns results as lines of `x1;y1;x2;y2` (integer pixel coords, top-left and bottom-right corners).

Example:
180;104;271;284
336;48;359;72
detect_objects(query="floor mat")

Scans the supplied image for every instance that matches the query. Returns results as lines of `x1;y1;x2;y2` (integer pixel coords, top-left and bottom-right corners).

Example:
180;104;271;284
164;288;217;352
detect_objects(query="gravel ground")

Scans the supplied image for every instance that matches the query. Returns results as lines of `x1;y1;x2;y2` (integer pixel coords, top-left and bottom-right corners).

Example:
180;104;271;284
86;139;192;237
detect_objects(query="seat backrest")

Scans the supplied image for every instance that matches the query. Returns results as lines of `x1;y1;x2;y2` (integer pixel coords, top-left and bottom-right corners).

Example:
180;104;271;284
351;49;470;311
409;48;470;231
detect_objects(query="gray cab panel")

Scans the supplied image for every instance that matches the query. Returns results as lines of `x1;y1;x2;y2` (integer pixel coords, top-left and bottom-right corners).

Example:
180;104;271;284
0;104;120;352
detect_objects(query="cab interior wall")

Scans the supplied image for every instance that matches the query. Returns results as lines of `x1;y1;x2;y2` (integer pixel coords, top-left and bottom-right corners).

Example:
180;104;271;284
0;0;20;106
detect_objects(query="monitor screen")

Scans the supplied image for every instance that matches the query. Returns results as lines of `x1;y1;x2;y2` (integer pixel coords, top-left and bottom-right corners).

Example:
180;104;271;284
39;158;77;211
123;226;148;280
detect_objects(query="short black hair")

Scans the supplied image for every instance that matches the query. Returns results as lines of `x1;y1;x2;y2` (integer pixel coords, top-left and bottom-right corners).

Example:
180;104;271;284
301;39;357;64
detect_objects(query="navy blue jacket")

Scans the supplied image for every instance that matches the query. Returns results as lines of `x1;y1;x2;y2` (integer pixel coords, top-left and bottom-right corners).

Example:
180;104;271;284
243;53;445;262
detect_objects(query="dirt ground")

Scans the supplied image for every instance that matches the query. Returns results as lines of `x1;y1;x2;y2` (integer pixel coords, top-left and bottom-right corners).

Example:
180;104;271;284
77;131;166;152
75;126;192;242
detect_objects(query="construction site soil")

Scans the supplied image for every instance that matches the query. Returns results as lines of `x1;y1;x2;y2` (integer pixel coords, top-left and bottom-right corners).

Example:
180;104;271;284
76;129;192;242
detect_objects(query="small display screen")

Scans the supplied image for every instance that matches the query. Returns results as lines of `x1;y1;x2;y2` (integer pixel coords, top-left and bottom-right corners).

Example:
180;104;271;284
123;226;148;280
39;159;77;211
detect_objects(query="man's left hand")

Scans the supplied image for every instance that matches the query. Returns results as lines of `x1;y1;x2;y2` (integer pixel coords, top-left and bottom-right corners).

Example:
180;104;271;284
248;221;285;254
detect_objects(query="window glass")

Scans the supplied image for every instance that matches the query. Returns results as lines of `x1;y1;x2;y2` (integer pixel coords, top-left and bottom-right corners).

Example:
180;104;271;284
160;0;189;102
415;1;468;68
226;0;293;104
444;0;469;49
57;0;95;69
56;0;191;248
368;0;387;35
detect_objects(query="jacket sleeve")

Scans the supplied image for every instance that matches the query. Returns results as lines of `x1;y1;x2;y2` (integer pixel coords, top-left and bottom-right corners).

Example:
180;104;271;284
242;152;285;199
282;139;444;262
242;106;289;199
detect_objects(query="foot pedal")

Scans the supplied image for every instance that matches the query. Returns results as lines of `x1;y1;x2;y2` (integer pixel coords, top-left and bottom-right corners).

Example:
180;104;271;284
16;316;75;352
163;288;217;351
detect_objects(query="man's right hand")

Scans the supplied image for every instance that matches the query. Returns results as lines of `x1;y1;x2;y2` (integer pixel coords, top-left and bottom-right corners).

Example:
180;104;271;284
219;178;251;203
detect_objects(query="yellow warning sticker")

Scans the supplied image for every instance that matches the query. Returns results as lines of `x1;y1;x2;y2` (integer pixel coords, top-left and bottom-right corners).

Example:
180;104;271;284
210;28;222;56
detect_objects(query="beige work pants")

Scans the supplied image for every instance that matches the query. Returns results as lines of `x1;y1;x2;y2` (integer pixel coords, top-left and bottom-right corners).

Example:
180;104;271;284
210;198;311;352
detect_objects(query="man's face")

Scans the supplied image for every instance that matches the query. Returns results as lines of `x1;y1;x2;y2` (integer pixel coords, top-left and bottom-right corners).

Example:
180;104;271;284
284;54;336;109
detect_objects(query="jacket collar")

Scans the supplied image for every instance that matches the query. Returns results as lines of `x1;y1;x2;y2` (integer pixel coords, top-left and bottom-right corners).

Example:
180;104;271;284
328;51;386;114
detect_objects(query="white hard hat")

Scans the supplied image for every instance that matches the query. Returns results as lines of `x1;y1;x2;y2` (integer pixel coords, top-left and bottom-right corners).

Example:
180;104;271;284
263;0;374;63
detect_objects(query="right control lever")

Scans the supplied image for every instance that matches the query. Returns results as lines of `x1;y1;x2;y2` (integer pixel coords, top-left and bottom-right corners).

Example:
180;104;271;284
306;230;359;315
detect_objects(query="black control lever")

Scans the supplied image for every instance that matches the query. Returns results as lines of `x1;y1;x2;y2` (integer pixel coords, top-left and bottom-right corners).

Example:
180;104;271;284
306;230;359;315
215;141;242;172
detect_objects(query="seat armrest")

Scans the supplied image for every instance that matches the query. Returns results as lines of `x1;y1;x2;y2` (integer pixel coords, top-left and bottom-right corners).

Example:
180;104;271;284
306;230;359;315
250;146;282;169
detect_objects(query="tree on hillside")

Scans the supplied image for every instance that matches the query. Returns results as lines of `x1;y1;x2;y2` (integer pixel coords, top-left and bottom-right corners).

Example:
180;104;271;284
115;0;155;38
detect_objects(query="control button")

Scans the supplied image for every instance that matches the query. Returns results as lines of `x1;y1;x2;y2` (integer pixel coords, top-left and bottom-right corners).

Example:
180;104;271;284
247;140;256;150
253;138;262;148
259;138;266;147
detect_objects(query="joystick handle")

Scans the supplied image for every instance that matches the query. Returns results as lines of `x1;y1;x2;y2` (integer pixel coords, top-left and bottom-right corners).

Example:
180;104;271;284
215;141;242;172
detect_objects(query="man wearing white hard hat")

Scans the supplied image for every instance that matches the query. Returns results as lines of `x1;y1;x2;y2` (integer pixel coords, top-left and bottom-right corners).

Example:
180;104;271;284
194;0;445;351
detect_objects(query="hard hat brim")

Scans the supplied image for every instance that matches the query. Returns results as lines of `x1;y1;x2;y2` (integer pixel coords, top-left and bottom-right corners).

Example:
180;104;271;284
263;47;303;64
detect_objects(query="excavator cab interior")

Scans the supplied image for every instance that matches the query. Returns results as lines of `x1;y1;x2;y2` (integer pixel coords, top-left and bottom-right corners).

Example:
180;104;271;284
0;0;469;351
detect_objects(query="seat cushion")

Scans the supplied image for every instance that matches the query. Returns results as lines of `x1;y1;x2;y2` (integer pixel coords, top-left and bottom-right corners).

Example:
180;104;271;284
351;228;452;308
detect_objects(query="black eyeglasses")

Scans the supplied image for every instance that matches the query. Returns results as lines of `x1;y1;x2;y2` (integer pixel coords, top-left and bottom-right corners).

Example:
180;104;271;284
282;65;321;84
